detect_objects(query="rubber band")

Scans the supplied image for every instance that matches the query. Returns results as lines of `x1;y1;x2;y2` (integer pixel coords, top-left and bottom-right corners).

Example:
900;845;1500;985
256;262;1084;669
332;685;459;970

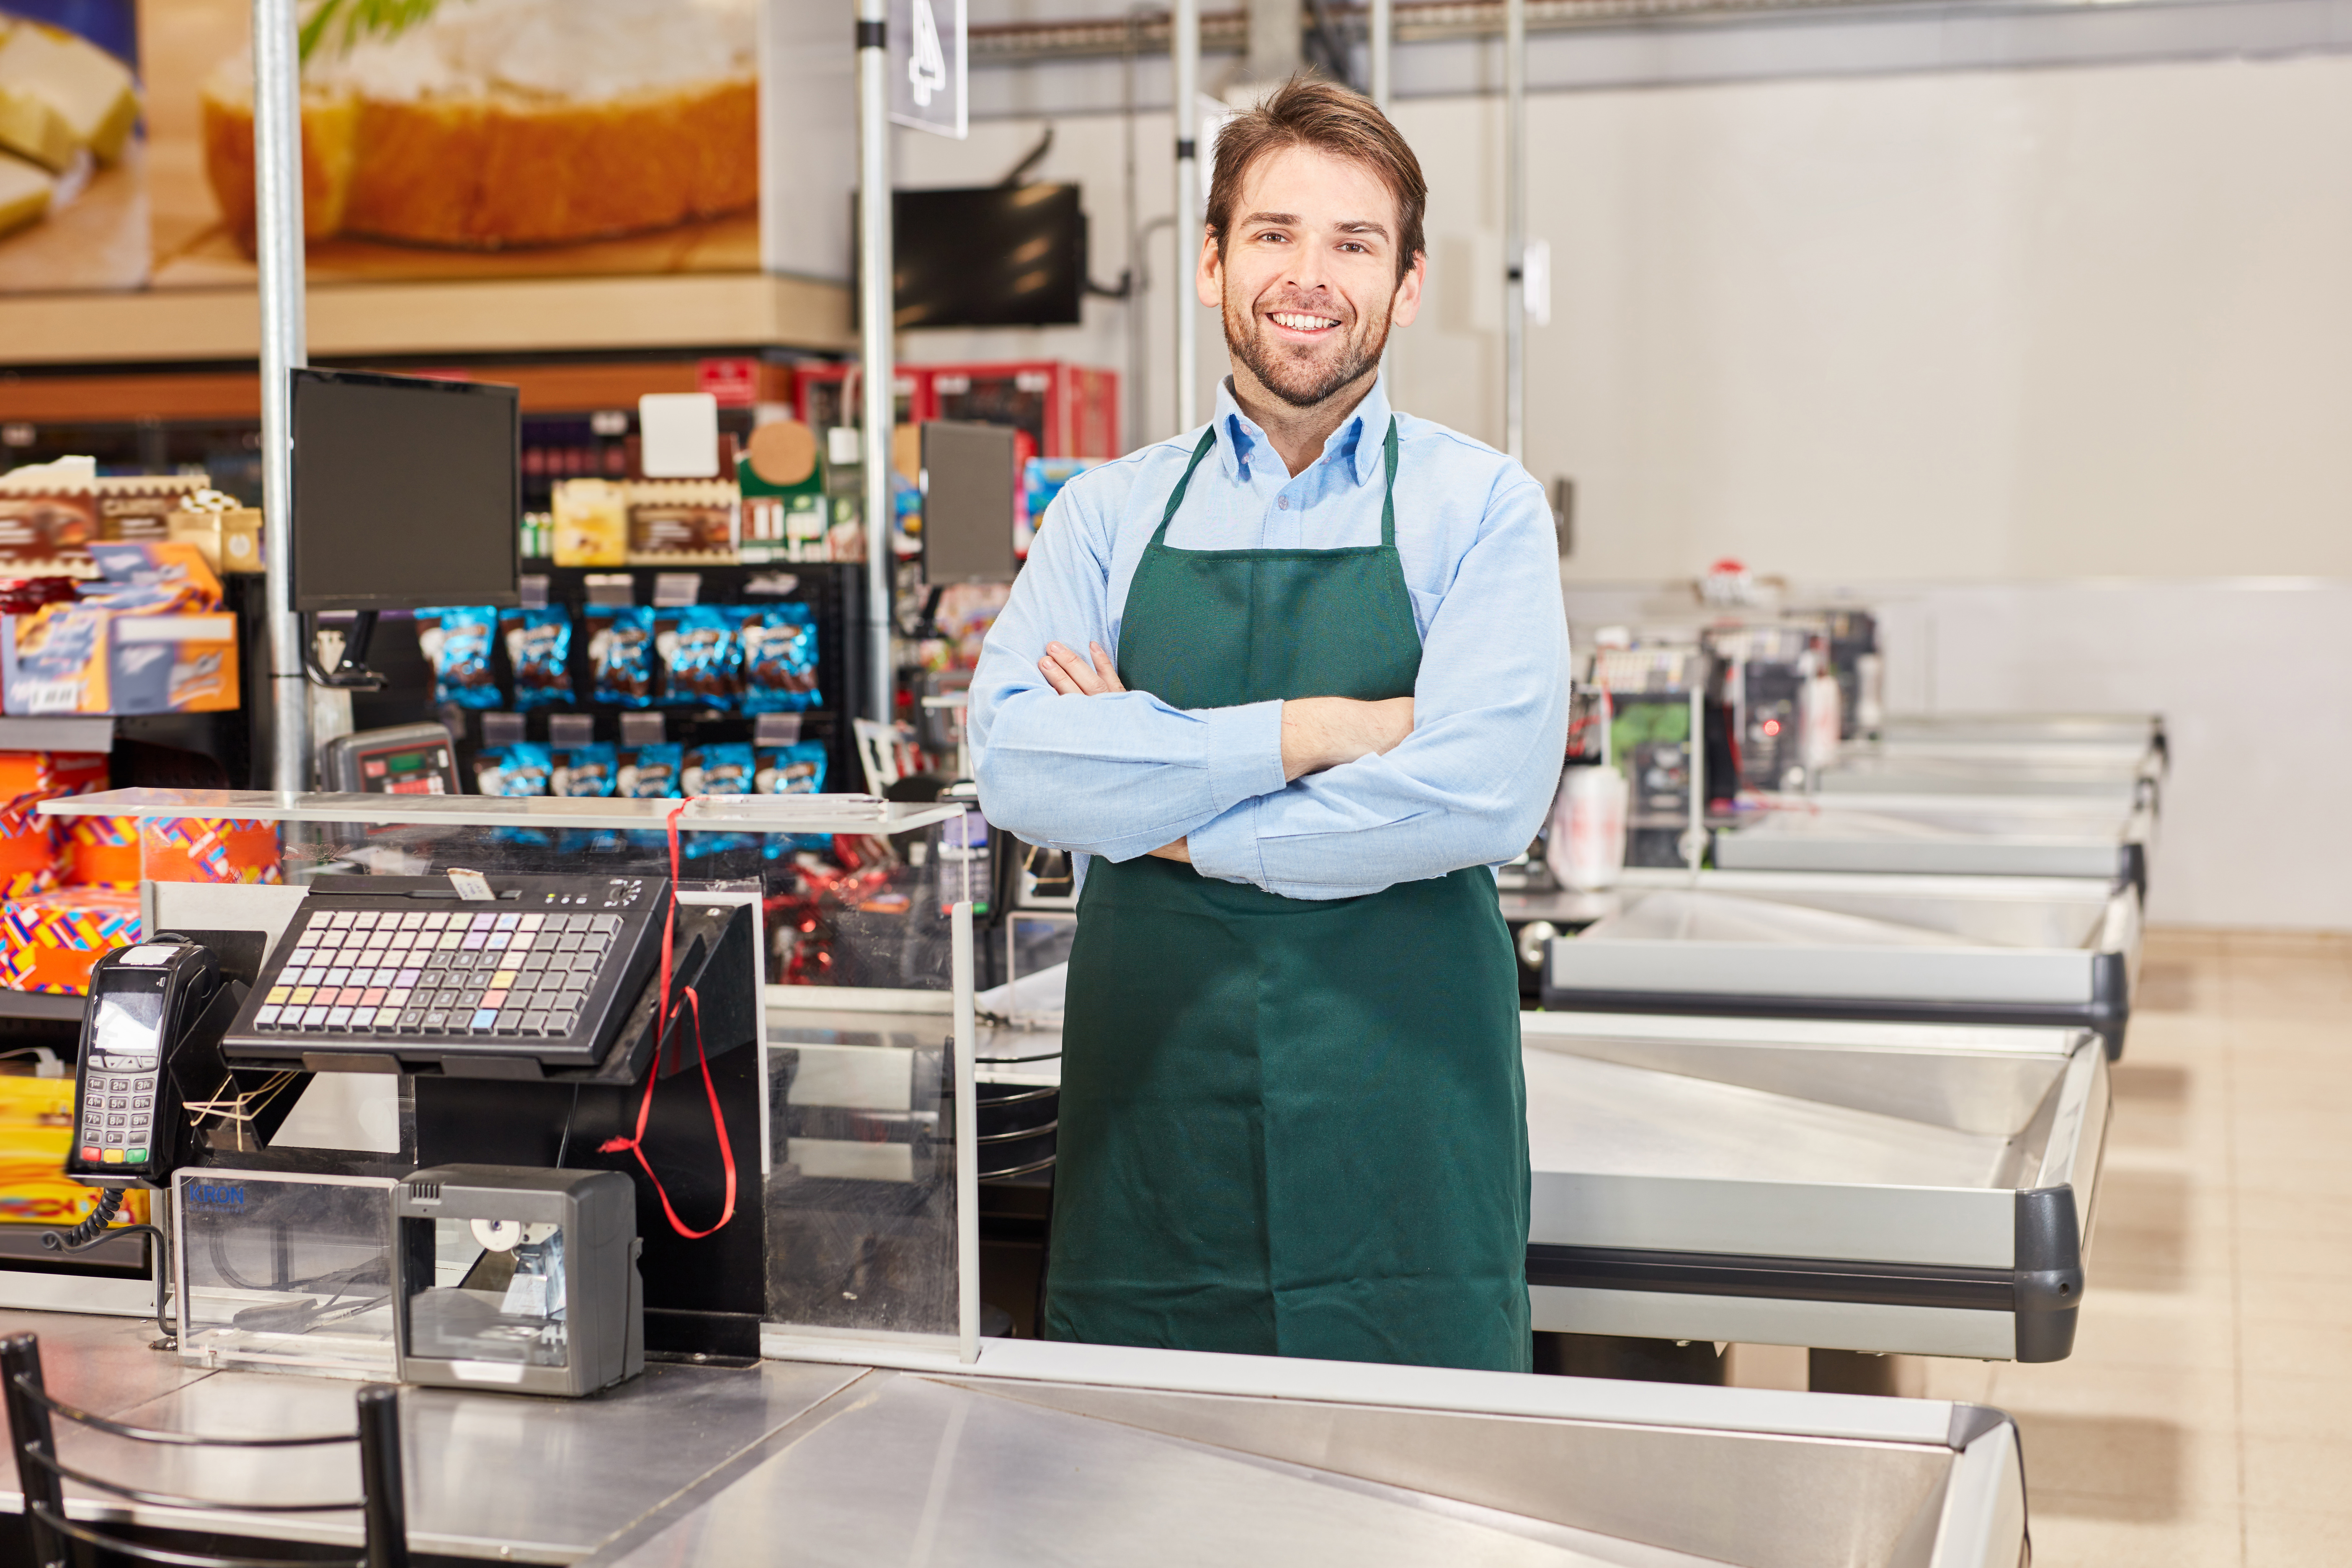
598;798;737;1240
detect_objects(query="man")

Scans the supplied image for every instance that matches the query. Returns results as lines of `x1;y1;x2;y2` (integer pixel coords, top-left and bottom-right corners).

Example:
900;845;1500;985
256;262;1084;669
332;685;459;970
970;75;1568;1372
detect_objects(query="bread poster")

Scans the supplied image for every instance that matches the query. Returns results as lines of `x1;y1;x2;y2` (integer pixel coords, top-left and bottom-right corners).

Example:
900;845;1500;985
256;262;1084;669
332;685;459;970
0;1;148;292
0;0;762;294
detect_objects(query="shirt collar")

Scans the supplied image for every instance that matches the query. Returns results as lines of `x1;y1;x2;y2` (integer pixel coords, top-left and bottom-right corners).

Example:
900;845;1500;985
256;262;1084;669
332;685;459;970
1211;374;1393;487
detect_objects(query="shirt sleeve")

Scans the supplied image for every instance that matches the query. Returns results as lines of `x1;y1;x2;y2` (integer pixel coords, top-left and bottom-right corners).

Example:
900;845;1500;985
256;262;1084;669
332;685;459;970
970;472;1290;864
1185;467;1570;899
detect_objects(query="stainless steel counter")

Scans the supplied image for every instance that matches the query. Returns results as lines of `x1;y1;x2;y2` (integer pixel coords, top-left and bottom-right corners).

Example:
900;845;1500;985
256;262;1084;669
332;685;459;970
0;1300;2032;1567
0;1308;862;1563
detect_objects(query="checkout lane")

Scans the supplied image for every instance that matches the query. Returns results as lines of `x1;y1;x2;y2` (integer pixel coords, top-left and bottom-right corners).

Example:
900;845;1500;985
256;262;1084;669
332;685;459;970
0;786;2033;1568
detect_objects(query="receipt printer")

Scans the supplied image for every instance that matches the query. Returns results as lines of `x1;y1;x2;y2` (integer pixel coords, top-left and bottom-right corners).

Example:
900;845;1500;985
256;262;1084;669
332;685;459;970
393;1165;642;1397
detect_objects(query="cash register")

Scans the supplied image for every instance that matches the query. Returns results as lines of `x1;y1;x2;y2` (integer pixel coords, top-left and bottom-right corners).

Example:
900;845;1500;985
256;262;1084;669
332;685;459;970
221;874;669;1075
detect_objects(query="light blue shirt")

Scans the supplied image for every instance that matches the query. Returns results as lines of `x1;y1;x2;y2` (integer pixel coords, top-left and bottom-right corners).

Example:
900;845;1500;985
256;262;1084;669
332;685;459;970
970;376;1570;901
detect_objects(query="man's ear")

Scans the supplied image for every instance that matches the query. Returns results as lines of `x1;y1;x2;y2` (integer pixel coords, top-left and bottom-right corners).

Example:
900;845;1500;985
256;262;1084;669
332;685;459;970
1196;230;1224;309
1389;250;1427;329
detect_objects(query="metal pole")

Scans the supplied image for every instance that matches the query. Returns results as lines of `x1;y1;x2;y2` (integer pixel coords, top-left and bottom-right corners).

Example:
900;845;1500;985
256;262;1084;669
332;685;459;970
951;895;978;1363
356;1385;412;1568
1503;0;1525;462
253;0;309;792
1173;0;1200;433
1371;0;1393;109
857;0;895;726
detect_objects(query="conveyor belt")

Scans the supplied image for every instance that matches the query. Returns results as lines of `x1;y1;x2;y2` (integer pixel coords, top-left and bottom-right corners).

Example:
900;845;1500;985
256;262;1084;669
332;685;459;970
1524;1050;2021;1190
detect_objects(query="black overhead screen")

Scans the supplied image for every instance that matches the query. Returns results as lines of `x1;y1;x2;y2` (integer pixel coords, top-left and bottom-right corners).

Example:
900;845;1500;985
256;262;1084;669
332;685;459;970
291;369;521;613
892;183;1085;329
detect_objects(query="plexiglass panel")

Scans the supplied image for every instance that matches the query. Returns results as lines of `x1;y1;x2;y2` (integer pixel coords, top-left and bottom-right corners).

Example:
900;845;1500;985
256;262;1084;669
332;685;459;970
174;1170;397;1373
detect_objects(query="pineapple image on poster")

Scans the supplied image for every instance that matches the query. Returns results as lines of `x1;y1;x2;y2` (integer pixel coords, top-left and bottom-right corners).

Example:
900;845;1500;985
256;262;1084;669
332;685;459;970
143;0;759;286
0;0;148;292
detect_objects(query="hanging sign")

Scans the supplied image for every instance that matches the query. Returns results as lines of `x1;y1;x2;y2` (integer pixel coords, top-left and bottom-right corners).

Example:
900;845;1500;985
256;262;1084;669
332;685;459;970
890;0;967;139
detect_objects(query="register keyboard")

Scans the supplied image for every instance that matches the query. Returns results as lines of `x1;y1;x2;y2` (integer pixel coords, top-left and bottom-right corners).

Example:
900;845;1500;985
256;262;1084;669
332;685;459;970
222;874;669;1073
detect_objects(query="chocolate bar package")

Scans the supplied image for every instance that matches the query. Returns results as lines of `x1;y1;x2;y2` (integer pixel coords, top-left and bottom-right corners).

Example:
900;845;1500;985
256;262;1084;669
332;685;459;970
587;605;658;708
415;607;503;710
500;607;574;711
658;605;743;712
740;603;820;714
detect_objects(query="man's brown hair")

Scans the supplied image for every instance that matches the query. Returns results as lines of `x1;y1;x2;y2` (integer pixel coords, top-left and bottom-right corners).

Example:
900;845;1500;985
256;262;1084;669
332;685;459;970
1204;75;1427;283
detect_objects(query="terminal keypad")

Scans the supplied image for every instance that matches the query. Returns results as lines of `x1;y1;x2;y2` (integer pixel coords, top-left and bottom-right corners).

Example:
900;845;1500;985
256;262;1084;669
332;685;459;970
252;908;627;1039
225;876;666;1070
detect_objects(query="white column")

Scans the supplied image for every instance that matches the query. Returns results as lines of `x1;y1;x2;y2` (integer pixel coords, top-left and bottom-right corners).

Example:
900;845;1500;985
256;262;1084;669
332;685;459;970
1503;0;1526;462
251;0;308;792
858;0;895;724
1371;0;1393;110
1173;0;1200;434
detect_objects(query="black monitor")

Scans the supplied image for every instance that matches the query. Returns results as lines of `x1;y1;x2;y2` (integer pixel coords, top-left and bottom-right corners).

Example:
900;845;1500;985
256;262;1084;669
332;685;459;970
892;184;1085;329
291;369;521;614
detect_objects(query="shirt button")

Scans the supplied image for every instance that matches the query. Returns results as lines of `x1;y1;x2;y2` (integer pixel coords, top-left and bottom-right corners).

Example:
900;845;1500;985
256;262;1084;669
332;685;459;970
1278;497;1290;510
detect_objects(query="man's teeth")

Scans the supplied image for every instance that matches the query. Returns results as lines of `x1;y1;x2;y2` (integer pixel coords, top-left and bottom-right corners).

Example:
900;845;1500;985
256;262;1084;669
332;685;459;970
1271;312;1338;331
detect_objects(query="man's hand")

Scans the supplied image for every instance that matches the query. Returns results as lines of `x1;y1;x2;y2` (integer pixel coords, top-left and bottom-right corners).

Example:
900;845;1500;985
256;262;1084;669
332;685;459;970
1282;696;1414;780
1039;641;1124;696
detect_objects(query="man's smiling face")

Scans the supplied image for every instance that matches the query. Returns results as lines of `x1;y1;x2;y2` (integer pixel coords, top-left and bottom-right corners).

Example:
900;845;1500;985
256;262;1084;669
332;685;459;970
1199;143;1426;412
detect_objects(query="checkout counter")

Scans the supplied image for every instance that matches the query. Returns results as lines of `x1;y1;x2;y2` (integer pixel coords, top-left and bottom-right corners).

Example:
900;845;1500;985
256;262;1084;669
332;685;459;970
1713;793;2158;893
0;788;2032;1568
1542;867;2142;1059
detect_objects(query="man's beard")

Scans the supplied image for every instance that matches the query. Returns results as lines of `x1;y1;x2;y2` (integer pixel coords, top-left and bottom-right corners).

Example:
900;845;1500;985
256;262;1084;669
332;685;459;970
1224;287;1392;410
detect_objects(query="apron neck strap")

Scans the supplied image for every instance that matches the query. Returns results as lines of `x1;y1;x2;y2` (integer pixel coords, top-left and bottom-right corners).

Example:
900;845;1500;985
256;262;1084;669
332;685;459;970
1380;417;1398;550
1150;427;1221;547
1150;416;1401;548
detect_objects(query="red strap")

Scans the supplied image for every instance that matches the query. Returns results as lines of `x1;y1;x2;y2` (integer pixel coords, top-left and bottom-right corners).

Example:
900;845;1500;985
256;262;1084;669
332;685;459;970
598;798;736;1239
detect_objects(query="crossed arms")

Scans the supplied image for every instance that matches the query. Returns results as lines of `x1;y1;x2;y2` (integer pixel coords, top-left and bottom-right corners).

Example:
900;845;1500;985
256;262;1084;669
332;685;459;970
969;461;1569;902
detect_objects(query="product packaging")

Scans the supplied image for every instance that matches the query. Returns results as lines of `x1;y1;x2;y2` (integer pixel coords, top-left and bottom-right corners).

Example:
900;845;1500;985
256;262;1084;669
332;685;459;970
0;809;57;897
587;605;658;708
682;742;756;796
61;814;137;887
755;741;830;857
551;478;628;567
1;542;239;715
740;603;820;712
658;605;742;712
551;742;619;798
0;885;140;994
474;743;553;797
0;1073;149;1228
414;606;503;711
626;480;740;565
500;606;574;710
139;818;282;885
617;743;683;800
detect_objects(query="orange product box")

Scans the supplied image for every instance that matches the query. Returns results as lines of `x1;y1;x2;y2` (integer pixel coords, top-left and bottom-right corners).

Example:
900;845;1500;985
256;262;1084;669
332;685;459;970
1;886;140;995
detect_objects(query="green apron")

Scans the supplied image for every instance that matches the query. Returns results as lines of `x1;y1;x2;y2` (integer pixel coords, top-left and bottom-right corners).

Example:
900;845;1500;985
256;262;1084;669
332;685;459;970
1046;420;1531;1372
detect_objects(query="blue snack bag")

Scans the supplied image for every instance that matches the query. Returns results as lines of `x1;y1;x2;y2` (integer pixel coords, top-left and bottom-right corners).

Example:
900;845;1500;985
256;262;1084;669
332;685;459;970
551;742;618;797
588;605;658;708
416;607;502;709
683;742;756;796
473;742;552;797
618;743;683;799
756;741;830;857
660;605;742;712
500;606;574;710
740;603;820;713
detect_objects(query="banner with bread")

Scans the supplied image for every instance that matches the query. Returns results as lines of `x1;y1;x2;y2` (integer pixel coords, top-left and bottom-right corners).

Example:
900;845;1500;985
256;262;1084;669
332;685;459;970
2;0;766;294
0;1;147;293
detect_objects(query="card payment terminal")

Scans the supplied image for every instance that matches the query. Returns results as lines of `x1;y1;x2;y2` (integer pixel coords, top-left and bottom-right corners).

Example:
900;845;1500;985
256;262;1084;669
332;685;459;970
67;943;235;1185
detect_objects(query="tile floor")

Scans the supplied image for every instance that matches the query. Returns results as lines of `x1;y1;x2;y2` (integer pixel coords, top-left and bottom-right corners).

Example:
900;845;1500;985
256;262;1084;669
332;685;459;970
1914;927;2352;1566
